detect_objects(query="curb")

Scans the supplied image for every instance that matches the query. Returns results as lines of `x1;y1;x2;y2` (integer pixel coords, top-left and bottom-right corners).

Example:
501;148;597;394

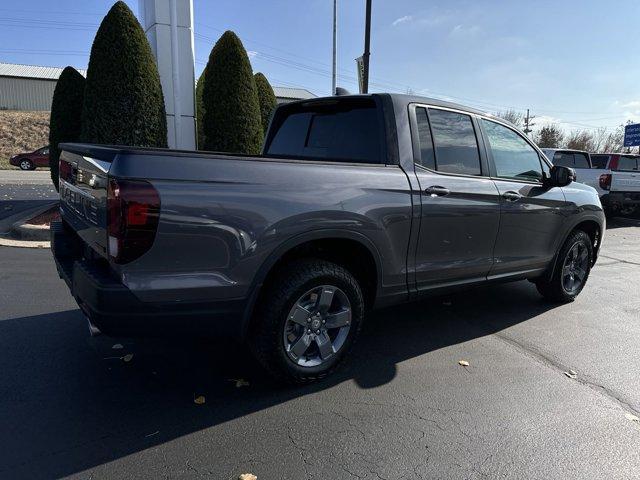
0;201;57;235
0;201;57;248
10;222;50;241
0;237;49;249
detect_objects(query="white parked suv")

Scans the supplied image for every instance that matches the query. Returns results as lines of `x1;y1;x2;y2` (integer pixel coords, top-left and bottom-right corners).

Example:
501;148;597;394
541;149;608;196
590;153;640;216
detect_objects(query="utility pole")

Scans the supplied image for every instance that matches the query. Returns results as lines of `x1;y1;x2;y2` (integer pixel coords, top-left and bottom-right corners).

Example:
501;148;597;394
362;0;372;94
331;0;337;95
523;108;535;137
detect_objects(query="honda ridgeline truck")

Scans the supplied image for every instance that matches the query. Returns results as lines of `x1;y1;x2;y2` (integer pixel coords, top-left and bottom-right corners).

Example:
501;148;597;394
52;94;605;383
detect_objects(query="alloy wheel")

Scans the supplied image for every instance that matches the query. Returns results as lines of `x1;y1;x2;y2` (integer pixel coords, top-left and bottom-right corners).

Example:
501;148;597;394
561;241;589;294
283;285;352;367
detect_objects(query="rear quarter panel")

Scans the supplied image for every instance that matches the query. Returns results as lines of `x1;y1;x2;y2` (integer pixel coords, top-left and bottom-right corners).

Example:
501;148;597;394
109;154;413;305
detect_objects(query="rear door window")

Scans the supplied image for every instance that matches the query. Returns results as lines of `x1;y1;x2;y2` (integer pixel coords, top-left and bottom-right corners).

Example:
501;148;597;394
573;152;590;168
552;152;575;167
591;155;609;168
414;107;436;170
428;109;481;175
266;101;382;163
482;119;543;182
617;156;639;171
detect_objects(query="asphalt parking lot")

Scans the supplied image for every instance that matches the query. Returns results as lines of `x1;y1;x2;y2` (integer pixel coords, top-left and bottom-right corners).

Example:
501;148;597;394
1;179;639;479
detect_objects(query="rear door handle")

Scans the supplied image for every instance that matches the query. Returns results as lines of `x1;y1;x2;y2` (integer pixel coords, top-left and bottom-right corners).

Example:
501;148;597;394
502;191;522;202
424;186;450;197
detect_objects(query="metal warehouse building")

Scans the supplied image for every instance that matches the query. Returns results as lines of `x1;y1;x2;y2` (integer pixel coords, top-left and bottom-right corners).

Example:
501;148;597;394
0;62;316;111
0;63;86;111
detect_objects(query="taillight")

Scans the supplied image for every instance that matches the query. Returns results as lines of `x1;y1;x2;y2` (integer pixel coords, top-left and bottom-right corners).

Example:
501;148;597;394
599;173;611;191
59;159;73;183
107;179;160;264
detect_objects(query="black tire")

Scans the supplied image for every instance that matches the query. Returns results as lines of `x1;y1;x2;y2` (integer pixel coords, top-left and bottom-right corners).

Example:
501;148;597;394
18;159;34;171
249;259;365;384
604;208;615;220
535;229;593;303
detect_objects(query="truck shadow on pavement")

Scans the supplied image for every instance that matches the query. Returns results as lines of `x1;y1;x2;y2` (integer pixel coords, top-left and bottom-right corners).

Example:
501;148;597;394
0;280;556;478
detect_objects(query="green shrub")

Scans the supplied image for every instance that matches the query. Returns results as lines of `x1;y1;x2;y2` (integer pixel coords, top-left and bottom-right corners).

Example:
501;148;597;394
81;1;167;147
201;31;263;154
254;72;277;135
48;67;85;190
195;69;206;148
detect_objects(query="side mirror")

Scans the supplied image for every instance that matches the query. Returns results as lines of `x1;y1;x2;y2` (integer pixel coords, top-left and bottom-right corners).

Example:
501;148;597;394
545;165;575;187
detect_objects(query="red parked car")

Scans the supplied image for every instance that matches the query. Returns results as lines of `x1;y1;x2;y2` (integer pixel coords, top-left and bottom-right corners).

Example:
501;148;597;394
9;146;50;170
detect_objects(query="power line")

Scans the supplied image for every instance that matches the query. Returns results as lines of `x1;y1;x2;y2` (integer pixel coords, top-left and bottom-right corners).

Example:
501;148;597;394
0;15;633;125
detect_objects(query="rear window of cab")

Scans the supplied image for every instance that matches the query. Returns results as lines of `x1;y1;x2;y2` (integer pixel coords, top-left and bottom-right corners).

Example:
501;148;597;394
265;98;383;164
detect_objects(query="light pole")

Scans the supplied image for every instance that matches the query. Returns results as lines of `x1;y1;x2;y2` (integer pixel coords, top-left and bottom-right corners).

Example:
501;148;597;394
362;0;372;94
332;0;337;95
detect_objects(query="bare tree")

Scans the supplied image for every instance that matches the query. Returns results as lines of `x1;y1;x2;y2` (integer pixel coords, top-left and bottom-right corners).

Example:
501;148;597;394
564;130;596;151
494;109;524;127
534;124;564;148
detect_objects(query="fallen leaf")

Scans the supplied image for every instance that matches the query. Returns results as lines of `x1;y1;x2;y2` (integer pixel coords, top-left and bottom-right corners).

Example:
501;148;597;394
564;370;577;379
194;395;206;405
229;378;250;388
458;360;469;367
238;474;257;480
122;354;133;363
625;413;639;423
112;343;124;350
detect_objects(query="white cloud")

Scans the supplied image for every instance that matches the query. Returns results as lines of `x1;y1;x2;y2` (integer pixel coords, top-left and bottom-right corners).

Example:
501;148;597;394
247;50;258;58
532;115;563;131
449;24;481;37
620;100;640;109
392;15;413;27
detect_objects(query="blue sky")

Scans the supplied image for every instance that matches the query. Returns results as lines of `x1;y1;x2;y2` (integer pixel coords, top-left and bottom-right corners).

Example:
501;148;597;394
1;0;639;132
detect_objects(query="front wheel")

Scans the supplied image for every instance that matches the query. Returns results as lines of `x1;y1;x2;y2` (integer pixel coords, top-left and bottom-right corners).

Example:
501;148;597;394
535;230;592;303
19;159;34;170
249;259;364;384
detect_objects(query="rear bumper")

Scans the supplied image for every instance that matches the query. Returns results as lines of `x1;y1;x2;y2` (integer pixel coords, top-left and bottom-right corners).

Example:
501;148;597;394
601;192;640;208
51;221;247;339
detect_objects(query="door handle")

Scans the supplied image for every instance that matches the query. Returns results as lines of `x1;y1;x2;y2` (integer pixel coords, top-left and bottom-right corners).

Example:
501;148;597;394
424;186;450;197
502;191;522;202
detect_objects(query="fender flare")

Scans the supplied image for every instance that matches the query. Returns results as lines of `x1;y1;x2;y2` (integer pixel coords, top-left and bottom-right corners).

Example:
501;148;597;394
239;228;383;338
545;213;604;281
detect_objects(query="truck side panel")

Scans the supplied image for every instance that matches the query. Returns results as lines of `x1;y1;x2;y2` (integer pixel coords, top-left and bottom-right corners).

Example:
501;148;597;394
107;154;414;306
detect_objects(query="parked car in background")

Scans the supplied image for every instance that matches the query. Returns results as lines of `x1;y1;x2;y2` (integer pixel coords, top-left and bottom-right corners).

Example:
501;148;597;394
51;94;605;383
590;153;640;216
541;148;607;196
9;146;50;170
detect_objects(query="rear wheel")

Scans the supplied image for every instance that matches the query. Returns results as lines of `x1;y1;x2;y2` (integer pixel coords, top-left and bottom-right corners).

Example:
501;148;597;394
619;205;637;217
535;230;592;303
250;259;364;384
19;159;34;170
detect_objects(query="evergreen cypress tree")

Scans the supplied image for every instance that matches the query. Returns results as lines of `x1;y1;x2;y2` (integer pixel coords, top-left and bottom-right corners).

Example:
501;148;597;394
81;1;167;147
254;72;277;135
201;31;263;153
49;67;85;190
196;69;206;148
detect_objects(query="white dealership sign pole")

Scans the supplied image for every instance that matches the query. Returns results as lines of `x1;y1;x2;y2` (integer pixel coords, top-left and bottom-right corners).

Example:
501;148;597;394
138;0;196;149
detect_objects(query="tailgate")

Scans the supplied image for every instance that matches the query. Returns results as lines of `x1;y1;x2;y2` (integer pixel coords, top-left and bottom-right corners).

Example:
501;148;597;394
58;145;116;258
611;171;640;193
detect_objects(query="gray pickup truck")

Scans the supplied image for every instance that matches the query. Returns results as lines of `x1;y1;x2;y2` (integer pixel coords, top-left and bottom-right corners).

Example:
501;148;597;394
52;93;605;383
